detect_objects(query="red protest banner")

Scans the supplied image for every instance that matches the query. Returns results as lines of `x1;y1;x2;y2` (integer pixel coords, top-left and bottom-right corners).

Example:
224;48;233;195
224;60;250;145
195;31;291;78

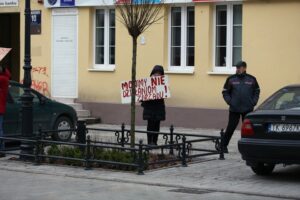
0;47;11;62
121;75;171;104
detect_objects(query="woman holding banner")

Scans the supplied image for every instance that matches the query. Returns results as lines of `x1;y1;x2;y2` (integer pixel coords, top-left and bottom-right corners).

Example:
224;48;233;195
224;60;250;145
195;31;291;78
141;65;166;145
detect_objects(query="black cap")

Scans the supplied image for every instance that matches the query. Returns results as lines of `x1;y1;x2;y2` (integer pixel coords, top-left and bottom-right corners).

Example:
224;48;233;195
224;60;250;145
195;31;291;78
235;61;247;68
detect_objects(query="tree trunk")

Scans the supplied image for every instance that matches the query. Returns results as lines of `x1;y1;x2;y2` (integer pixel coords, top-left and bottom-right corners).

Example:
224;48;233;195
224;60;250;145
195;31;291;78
130;36;137;147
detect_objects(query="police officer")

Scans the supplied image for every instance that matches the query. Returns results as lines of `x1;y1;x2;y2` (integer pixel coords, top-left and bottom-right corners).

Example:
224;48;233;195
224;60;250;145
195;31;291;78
222;61;260;153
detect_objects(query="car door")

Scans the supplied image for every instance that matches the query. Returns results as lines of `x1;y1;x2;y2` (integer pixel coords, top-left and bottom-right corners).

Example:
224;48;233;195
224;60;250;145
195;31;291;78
8;84;53;135
31;91;53;133
3;85;20;136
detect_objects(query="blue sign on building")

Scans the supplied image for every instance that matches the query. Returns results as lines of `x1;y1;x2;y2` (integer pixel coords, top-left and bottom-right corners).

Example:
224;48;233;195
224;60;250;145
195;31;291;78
61;0;75;7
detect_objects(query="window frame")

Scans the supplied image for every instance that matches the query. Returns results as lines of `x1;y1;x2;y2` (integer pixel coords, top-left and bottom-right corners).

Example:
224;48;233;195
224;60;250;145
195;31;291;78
168;5;195;73
213;2;242;73
93;8;115;71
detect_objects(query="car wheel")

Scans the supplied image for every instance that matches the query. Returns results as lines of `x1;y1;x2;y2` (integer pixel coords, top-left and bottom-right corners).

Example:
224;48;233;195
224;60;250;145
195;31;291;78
251;163;275;176
52;116;73;141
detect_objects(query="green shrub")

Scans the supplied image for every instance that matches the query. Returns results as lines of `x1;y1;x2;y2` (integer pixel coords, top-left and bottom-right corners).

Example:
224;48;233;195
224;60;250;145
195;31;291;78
46;145;136;170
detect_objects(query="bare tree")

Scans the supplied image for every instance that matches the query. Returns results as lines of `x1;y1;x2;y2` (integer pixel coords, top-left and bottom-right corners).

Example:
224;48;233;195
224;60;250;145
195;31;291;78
116;0;164;147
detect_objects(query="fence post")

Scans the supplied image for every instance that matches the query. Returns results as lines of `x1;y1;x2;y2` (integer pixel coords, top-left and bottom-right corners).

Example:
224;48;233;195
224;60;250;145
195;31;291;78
85;135;91;170
169;125;174;155
121;123;125;147
77;120;86;151
219;129;225;160
137;140;144;175
181;135;187;167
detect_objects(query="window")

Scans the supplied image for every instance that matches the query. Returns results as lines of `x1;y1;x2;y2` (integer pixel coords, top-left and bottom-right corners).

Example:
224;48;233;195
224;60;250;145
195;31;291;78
94;9;115;70
169;6;195;71
9;85;39;103
214;4;242;72
259;88;300;110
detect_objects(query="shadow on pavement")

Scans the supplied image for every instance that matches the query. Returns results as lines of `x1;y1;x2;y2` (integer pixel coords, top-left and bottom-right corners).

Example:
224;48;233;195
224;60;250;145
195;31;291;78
260;165;300;183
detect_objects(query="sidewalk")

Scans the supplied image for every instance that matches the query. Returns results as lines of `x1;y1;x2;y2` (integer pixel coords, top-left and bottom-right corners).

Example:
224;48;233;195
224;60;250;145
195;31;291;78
1;124;300;199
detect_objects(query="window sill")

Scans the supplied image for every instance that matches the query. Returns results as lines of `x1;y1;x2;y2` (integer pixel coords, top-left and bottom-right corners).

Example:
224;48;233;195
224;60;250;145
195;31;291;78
88;67;116;72
207;71;235;76
165;68;195;75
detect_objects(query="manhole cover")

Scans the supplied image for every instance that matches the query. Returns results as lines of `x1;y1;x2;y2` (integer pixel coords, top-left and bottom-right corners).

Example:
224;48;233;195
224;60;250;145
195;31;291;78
169;188;213;195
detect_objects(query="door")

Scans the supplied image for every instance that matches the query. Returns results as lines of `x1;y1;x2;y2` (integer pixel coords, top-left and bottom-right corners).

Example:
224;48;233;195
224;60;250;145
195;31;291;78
0;13;20;82
52;8;78;98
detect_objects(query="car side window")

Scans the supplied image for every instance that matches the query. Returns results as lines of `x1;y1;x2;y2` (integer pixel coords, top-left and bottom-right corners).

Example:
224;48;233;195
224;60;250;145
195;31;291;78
9;85;39;103
9;85;24;103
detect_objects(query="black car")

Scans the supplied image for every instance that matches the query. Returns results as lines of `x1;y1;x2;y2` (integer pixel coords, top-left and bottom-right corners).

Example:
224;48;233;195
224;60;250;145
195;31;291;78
238;85;300;175
4;81;77;141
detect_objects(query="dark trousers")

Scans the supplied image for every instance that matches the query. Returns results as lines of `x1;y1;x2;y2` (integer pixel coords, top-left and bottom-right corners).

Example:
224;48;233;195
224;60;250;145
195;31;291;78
147;120;160;145
224;111;248;147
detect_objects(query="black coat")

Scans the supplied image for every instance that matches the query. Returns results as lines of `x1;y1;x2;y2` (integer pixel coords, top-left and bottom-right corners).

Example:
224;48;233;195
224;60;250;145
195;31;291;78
141;99;166;121
222;73;260;113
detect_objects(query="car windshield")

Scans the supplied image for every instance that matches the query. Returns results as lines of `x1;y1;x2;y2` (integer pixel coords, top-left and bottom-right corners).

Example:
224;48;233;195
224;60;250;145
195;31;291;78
258;87;300;110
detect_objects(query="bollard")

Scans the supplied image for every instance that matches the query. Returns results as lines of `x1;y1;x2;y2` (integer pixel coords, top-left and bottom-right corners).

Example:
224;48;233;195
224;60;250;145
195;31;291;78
169;125;174;155
219;129;225;160
121;123;125;147
137;140;144;175
181;136;187;167
85;135;91;170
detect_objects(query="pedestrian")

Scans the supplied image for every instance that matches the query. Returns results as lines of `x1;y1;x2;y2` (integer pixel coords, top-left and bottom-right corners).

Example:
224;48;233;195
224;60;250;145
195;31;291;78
222;61;260;153
0;63;11;157
141;65;166;145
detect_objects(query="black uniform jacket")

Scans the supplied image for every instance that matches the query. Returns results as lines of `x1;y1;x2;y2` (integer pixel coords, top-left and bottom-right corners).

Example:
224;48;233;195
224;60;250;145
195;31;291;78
222;73;260;113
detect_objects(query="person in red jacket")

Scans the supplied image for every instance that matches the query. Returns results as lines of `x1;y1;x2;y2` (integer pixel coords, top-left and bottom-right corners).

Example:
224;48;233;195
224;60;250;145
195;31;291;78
0;64;10;157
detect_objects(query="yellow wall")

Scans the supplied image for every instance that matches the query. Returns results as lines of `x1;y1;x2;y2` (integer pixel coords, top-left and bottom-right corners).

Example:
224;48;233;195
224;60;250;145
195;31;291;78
77;0;300;110
78;7;170;104
78;4;229;109
243;0;300;101
3;0;300;110
29;2;52;97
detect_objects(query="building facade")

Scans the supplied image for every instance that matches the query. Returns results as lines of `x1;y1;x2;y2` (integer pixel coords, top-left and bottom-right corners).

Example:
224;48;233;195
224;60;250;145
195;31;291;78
1;0;300;128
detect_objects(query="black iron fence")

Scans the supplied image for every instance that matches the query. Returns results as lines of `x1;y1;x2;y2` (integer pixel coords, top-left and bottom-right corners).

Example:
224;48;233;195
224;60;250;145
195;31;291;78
0;121;225;175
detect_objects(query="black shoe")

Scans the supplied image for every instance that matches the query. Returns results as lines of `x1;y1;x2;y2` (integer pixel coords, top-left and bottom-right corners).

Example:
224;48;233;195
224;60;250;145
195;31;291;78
0;153;6;158
223;147;229;154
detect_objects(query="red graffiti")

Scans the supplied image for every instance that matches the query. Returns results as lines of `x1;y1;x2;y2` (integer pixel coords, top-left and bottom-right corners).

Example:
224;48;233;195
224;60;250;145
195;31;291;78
31;80;50;96
32;66;48;76
20;79;50;97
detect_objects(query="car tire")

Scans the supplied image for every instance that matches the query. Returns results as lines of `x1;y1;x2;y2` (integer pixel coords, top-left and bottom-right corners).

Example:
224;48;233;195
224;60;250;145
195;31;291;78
251;163;275;176
52;116;74;141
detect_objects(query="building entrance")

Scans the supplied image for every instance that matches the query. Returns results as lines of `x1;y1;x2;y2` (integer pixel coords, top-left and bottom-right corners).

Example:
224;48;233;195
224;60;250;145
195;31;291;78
0;13;20;81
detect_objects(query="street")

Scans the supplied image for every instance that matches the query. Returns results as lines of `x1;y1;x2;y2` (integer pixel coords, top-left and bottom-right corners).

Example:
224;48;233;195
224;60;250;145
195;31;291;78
0;124;300;200
0;169;292;200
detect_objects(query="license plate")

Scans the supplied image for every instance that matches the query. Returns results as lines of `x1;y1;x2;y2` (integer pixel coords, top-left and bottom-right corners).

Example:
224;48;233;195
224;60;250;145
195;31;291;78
268;124;300;133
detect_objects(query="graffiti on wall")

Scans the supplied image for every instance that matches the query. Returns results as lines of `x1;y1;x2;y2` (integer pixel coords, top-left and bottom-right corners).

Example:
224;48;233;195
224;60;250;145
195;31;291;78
22;66;50;97
32;66;50;96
